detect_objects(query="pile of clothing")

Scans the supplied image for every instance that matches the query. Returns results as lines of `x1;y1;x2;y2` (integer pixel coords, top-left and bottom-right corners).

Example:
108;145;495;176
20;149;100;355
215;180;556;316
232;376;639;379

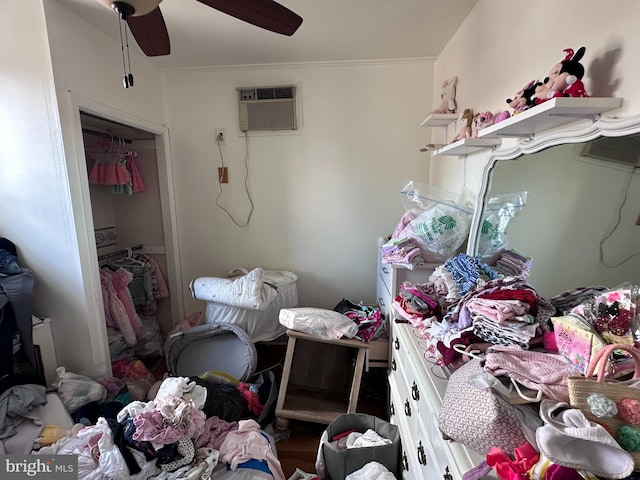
35;376;285;479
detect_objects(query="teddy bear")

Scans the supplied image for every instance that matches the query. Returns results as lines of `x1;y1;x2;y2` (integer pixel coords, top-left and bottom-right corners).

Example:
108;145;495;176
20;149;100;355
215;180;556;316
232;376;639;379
471;111;495;137
507;79;542;114
450;108;474;142
431;76;458;114
534;47;589;105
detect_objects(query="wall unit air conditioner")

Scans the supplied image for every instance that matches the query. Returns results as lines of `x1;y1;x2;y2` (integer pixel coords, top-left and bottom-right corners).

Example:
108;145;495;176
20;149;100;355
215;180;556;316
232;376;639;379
237;86;297;132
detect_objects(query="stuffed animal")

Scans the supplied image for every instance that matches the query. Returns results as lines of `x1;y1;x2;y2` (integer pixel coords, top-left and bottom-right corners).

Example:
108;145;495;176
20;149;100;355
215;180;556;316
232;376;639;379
493;110;511;123
532;81;553;106
507;79;542;114
450;108;473;142
431;76;458;114
535;47;589;104
471;111;495;137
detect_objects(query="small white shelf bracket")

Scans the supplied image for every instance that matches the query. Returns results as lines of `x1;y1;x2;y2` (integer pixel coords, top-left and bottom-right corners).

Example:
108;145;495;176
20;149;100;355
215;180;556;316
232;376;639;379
549;112;601;121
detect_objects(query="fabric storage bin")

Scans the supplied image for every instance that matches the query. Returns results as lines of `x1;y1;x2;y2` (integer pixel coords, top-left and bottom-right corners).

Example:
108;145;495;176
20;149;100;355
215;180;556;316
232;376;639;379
203;269;298;342
320;413;401;479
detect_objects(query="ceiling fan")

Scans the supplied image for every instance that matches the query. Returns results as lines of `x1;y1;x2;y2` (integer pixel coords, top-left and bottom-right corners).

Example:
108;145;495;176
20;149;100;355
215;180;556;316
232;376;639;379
96;0;303;57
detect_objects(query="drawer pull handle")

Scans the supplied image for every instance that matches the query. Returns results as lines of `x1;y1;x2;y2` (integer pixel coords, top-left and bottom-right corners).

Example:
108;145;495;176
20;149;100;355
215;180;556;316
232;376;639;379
378;298;386;307
389;402;395;417
391;358;397;371
402;452;409;472
411;382;420;401
404;399;412;417
443;466;453;480
382;267;389;274
417;442;427;465
394;337;400;350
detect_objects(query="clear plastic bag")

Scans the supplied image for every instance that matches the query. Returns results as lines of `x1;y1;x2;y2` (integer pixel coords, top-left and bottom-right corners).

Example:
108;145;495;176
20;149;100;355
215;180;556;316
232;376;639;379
55;367;107;414
398;181;474;260
346;462;397;480
477;191;528;258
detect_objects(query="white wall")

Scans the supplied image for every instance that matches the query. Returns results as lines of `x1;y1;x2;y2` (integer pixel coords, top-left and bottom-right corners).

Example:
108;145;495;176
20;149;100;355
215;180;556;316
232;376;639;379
0;1;99;374
163;61;433;313
432;0;640;195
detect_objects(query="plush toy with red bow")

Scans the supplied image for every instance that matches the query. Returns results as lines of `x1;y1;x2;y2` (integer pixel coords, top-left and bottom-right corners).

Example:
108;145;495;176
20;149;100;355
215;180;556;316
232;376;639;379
535;47;590;105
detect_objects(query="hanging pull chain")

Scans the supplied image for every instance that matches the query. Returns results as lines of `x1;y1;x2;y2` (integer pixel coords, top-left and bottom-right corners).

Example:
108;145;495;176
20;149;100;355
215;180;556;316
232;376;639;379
123;23;134;87
117;14;134;88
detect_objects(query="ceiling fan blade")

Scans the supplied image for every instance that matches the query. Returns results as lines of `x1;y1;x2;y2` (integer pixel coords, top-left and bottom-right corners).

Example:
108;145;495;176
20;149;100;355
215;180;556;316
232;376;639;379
126;7;171;56
196;0;303;36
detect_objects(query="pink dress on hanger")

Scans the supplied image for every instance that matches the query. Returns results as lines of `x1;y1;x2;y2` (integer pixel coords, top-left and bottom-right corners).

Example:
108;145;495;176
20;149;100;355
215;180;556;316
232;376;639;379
125;152;145;193
88;151;132;186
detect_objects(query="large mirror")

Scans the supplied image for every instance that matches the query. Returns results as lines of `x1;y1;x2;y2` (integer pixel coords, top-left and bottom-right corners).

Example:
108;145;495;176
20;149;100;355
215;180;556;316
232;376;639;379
469;114;640;299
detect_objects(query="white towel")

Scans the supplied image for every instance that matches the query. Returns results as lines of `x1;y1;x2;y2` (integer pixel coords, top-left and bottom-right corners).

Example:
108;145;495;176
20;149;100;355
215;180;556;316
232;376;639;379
190;267;277;310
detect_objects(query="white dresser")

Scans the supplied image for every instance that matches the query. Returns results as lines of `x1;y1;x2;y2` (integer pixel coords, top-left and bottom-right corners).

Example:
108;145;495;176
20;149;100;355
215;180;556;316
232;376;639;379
377;247;490;479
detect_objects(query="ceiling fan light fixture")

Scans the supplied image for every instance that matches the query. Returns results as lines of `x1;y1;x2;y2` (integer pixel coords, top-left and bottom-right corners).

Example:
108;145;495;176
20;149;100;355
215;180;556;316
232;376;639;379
96;0;162;17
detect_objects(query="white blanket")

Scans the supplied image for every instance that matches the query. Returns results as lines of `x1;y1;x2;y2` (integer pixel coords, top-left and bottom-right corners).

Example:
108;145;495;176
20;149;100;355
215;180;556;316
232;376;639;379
190;267;277;310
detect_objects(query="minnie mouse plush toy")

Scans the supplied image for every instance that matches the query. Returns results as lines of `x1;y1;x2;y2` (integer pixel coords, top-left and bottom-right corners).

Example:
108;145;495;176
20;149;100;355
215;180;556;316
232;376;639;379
506;79;542;114
537;47;590;104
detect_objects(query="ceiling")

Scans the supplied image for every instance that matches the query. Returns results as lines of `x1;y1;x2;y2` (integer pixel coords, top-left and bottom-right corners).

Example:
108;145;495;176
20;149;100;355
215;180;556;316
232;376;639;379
55;0;477;70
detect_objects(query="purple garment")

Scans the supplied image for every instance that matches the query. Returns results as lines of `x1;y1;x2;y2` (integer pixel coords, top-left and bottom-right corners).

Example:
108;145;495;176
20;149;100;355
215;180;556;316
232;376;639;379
133;409;205;445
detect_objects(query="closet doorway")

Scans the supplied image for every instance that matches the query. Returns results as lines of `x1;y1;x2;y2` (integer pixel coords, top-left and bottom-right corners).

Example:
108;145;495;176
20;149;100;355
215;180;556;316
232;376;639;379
77;108;184;369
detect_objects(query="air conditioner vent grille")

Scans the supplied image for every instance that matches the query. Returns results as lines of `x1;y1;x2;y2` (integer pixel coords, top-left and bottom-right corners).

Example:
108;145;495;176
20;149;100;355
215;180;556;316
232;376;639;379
256;87;294;100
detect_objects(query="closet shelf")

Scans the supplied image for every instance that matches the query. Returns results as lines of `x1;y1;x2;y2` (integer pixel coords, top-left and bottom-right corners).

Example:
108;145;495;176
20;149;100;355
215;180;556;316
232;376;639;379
478;97;623;139
420;113;458;127
433;138;502;157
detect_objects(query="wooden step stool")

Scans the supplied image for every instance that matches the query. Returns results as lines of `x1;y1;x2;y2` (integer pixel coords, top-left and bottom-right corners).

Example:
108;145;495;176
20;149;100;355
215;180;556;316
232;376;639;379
275;329;370;428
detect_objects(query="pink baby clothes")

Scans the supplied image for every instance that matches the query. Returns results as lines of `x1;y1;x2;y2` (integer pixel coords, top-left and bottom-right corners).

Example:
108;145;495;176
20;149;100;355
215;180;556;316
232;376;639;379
466;298;530;323
101;269;136;346
125;153;145;193
89;161;131;186
110;268;143;334
194;417;238;451
220;420;285;480
484;345;577;402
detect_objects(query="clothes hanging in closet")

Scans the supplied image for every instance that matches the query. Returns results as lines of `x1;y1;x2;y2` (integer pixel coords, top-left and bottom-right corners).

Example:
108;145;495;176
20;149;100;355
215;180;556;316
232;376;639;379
87;136;145;195
100;252;169;348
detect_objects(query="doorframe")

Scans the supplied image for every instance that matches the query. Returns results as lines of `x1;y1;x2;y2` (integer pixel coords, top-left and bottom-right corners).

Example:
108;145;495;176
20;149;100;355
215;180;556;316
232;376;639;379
65;92;184;370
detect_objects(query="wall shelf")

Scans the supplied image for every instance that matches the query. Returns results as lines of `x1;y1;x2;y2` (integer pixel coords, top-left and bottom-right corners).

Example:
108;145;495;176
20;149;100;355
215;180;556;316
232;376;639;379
433;137;502;157
420;113;458;127
478;97;623;139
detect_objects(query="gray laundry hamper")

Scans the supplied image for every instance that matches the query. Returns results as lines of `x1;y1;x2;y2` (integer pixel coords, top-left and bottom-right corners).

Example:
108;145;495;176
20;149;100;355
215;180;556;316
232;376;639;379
164;322;257;381
321;413;401;479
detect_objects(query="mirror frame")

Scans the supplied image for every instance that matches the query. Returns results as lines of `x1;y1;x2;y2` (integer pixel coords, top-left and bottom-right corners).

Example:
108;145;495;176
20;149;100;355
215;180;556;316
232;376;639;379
467;112;640;256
